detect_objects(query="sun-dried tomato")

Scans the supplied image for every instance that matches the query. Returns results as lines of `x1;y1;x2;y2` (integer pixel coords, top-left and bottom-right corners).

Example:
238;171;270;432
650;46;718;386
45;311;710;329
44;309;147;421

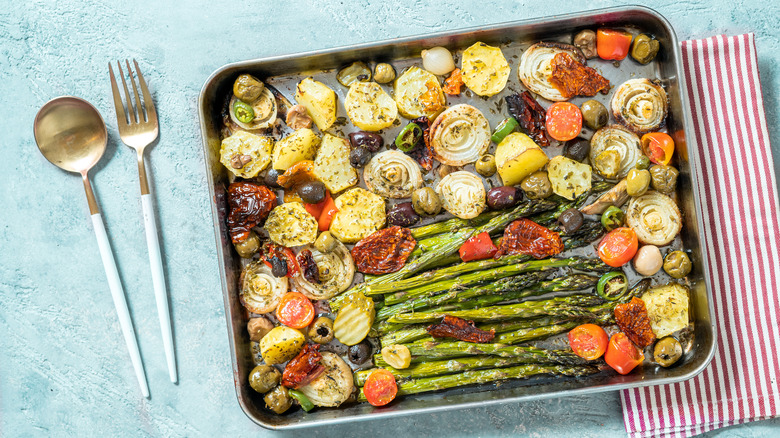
442;68;465;95
614;297;657;348
297;249;320;284
427;315;495;343
263;243;299;277
549;53;611;99
282;344;325;389
496;218;564;259
505;91;549;147
407;116;434;171
351;226;417;275
227;182;277;243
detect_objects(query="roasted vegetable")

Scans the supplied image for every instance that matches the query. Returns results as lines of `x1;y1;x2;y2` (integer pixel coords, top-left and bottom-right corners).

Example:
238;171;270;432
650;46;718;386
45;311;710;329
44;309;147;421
364;150;423;199
495;132;549;187
285;104;313;130
337;61;371;87
264;385;293;414
594;150;621;179
547;155;592;201
475;154;497;177
329;188;386;243
282;344;324;389
642;132;675;165
573;30;597;59
589;125;642;180
518;42;586;101
233;74;265;102
265;202;318;247
596;271;628;301
436;171;487;219
596;29;633;61
580;179;629;215
298;352;354;407
614;296;656;348
373;63;396;84
496;218;564;259
220;131;273;178
260;326;306;365
605;332;643;375
314;134;359;194
292;241;354;300
351;226;416;275
248;317;274;343
295;77;337;131
601;205;625;231
276;292;316;329
234;230;261;258
505;91;549;148
427;315;496;343
546;102;583;142
308;317;335;344
298;181;326;204
625;191;681;246
421;46;456;75
650;165;679;193
458;231;498;262
227;182;277;244
345;81;398;131
580;99;608;130
442;68;465;95
611;78;668;134
641;283;689;339
381;344;412;369
631;34;660;65
568;324;608;360
520;171;553;200
597;227;638;267
239;262;289;314
549;53;610;99
272;128;321;171
394;66;446;119
229;87;277;131
333;291;376;346
411;187;442;216
250;365;281;394
626;168;651;197
363;369;398;406
430;104;491;166
633;244;663;276
558;208;583;233
663;251;692;279
460;42;511;96
387;202;421;227
486;186;521;210
653;336;682;367
348;131;383;152
350;147;371;168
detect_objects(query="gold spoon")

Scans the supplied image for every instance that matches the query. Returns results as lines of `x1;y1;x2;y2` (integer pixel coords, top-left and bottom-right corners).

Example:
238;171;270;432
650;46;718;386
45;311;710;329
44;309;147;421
33;96;150;398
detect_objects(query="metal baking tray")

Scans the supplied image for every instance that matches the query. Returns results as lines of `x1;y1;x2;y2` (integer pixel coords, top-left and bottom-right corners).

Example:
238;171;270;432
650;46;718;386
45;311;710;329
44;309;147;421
198;5;715;430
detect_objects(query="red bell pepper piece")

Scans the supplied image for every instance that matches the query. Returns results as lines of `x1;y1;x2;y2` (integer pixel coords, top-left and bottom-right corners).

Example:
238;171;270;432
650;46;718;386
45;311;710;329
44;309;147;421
304;191;330;219
318;194;338;232
458;232;498;262
597;29;633;61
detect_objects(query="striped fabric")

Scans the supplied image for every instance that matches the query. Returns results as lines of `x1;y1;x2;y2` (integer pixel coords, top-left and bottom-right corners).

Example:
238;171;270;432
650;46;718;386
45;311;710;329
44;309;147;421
620;33;780;437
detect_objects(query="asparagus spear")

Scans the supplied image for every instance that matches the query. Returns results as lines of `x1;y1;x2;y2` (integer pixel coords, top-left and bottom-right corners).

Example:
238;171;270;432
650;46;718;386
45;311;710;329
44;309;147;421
410;211;502;240
356;364;600;400
404;342;588;363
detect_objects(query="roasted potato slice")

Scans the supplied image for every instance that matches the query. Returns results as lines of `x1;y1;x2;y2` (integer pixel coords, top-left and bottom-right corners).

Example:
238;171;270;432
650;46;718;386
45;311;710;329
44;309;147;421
461;42;511;96
394;66;446;119
295;77;337;131
345;82;398;131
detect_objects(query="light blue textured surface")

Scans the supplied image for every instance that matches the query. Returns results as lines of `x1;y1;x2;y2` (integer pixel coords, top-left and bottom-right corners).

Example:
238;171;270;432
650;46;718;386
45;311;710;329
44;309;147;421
2;1;779;436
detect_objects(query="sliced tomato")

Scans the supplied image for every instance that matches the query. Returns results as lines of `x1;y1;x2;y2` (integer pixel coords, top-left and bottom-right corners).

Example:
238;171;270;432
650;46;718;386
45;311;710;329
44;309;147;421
605;332;644;375
459;232;498;262
317;194;338;232
276;292;315;329
641;132;675;165
597;29;633;61
546;102;582;141
363;369;398;407
304;191;331;220
597;227;639;267
568;323;609;360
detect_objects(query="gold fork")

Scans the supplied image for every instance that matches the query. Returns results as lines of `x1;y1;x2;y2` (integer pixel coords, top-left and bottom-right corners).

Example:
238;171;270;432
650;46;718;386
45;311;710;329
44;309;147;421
109;60;177;384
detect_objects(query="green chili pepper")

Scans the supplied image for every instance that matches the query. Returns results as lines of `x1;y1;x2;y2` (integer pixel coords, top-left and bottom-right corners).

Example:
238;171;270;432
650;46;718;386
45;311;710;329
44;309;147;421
395;122;422;152
233;99;255;123
596;271;629;301
288;389;315;412
635;155;651;170
491;117;519;144
601;206;625;231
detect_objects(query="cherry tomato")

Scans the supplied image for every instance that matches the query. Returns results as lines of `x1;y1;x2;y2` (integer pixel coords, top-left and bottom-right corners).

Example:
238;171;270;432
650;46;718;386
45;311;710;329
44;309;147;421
546;102;582;141
641;132;675;165
276;292;315;329
597;227;639;267
459;232;498;262
568;323;609;360
317;194;339;232
597;29;633;61
363;369;398;407
605;332;644;375
304;190;330;219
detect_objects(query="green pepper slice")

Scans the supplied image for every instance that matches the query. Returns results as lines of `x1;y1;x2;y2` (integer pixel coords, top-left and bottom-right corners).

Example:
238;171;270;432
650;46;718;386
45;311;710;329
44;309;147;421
288;389;315;412
596;271;629;301
395;122;422;152
601;205;625;231
233;99;255;123
491;117;519;144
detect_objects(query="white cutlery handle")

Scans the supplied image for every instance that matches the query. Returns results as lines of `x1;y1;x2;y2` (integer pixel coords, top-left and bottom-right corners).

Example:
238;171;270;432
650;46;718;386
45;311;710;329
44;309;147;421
141;193;177;383
91;213;150;398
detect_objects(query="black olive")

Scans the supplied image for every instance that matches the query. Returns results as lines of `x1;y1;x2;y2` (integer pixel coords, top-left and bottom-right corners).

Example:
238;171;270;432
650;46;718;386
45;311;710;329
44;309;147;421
263;168;282;188
387;202;421;227
349;131;384;152
298;181;326;204
563;138;590;162
558;208;584;234
349;147;372;168
347;340;373;365
269;255;287;277
486;186;522;210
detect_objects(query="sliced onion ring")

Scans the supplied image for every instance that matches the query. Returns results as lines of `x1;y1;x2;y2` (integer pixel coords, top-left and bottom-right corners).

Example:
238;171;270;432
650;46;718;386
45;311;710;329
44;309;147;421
626;191;681;246
611;78;668;134
518;42;586;102
364;150;423;199
430;104;490;166
239;262;288;314
435;171;487;219
590;125;642;180
229;86;277;131
291;242;355;301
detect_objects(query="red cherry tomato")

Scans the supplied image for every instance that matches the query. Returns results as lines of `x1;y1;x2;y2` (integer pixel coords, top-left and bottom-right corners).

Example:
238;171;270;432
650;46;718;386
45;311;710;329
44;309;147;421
597;227;639;267
363;369;398;407
641;132;675;165
568;323;609;360
276;292;315;329
317;194;339;232
597;29;633;61
605;332;644;375
546;102;582;141
304;191;330;219
459;232;498;262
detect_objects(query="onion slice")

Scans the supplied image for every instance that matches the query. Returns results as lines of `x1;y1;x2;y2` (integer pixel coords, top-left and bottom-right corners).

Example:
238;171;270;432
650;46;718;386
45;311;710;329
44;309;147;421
435;171;487;219
589;125;642;180
518;42;586;102
364;150;423;199
298;352;354;407
611;78;668;134
291;241;355;301
229;86;277;131
238;262;288;314
430;104;490;166
626;191;681;246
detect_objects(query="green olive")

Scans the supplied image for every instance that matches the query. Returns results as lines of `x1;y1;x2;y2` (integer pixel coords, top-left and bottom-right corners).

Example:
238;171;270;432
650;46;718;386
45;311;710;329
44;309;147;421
520;171;553;200
580;100;609;130
337;61;372;87
650;165;679;193
314;231;337;253
626;168;651;197
373;63;396;84
475;154;497;177
264;385;293;414
234;230;260;258
653;336;683;367
663;250;692;279
308;316;335;344
411;187;442;216
631;34;660;65
594;150;622;179
233;74;265;102
635;155;651;170
249;365;281;394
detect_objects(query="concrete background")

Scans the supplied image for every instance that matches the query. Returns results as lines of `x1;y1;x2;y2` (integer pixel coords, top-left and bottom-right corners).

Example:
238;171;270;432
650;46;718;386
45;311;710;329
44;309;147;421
2;0;778;436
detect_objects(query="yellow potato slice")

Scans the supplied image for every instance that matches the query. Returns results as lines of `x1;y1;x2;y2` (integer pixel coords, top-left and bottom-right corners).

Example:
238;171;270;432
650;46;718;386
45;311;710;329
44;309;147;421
394;66;446;119
345;82;398;131
461;42;511;96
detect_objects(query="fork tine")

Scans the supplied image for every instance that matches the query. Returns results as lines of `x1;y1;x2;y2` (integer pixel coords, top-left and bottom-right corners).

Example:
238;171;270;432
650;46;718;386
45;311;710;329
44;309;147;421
116;61;137;124
108;63;128;127
133;59;157;125
126;59;145;123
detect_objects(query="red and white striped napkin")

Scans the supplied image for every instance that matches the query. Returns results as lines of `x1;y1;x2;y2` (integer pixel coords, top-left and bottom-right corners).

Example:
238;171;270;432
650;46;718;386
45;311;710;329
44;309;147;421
620;33;780;437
